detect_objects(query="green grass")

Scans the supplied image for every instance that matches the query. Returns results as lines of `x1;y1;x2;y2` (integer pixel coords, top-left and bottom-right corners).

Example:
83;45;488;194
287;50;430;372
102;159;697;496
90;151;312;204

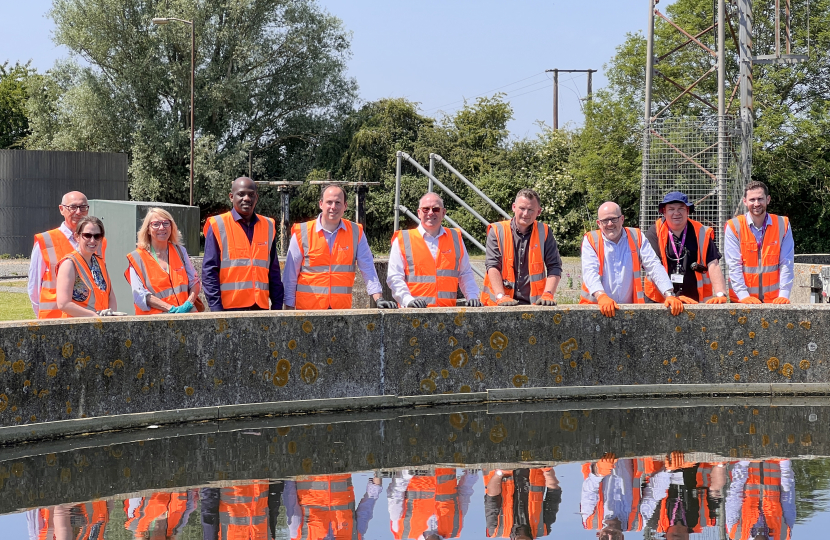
0;292;35;321
1;281;26;288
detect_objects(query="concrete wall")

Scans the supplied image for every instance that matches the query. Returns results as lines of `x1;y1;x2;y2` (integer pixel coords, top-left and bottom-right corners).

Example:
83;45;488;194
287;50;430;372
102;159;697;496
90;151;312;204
0;304;829;434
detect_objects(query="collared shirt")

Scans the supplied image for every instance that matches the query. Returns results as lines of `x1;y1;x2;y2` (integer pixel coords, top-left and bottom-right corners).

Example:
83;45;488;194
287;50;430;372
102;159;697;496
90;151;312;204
724;212;795;300
283;215;383;307
726;460;795;534
387;225;481;307
581;459;636;529
28;221;77;316
129;245;200;311
484;219;563;304
284;477;381;539
388;471;477;536
581;229;673;304
202;208;284;311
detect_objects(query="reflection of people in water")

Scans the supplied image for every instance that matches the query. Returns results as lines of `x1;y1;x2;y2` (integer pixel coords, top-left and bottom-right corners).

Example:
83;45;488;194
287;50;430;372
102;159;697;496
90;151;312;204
201;481;281;540
387;468;477;540
27;502;111;540
580;454;652;539
726;460;795;540
484;468;561;539
640;452;728;540
124;490;198;539
284;474;381;540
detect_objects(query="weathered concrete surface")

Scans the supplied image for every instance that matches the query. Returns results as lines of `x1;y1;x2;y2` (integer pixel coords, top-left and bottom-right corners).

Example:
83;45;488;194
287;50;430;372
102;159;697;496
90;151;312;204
0;401;824;514
0;305;828;434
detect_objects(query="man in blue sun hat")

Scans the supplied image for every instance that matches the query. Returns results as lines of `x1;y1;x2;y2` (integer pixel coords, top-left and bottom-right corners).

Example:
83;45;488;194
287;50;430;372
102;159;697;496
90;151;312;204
644;191;728;304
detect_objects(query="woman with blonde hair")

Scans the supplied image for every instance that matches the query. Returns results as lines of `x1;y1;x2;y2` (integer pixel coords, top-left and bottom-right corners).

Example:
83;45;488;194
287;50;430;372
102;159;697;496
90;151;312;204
125;208;201;314
56;216;118;317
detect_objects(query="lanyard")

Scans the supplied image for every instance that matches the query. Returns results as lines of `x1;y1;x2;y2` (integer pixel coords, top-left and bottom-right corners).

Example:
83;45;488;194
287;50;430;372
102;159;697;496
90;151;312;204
756;220;768;251
669;224;687;261
150;244;170;275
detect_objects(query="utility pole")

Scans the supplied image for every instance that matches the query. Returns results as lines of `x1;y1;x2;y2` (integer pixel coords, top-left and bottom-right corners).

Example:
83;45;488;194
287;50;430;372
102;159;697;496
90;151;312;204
545;69;597;129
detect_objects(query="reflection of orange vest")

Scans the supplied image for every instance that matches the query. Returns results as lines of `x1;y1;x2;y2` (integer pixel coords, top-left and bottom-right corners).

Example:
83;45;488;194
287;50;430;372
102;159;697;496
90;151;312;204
481;221;548;305
580;461;643;532
57;252;111;316
39;501;110;540
579;228;645;304
293;219;362;310
125;244;190;315
644;218;714;302
35;229;106;319
124;491;194;537
483;469;549;538
294;474;357;540
726;214;789;302
393;468;462;539
729;461;791;540
204;212;275;309
392;228;463;307
219;483;269;540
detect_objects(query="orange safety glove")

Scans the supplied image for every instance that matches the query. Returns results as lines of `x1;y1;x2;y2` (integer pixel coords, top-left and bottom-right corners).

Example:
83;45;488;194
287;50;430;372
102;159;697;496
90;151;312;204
534;291;556;306
595;453;617;476
740;296;763;305
497;295;520;307
664;295;684;316
705;295;728;304
596;293;619;318
677;295;698;304
664;451;693;471
772;297;791;305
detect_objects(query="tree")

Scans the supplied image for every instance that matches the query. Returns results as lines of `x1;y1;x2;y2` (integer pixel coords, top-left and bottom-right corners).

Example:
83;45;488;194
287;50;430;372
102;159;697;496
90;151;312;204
0;62;35;149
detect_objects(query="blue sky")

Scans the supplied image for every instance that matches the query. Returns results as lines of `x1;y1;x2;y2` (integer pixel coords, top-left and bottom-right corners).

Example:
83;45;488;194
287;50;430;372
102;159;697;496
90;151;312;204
0;0;676;138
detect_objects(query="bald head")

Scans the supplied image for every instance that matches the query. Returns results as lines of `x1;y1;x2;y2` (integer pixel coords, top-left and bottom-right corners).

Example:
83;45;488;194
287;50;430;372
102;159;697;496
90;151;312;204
59;191;89;229
596;201;625;242
597;201;621;218
232;177;257;193
419;192;444;208
229;177;259;220
61;191;87;206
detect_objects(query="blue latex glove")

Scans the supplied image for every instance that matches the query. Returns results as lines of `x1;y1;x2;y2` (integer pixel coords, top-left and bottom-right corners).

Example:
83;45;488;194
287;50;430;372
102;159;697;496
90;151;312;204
180;300;195;313
168;305;182;314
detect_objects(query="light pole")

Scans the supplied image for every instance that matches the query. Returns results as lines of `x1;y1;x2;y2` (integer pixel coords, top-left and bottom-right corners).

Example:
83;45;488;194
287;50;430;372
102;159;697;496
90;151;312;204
152;17;195;207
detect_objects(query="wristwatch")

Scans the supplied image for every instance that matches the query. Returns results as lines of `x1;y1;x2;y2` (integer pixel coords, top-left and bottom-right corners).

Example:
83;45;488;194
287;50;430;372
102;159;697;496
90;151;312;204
663;290;675;297
496;293;504;300
715;292;726;297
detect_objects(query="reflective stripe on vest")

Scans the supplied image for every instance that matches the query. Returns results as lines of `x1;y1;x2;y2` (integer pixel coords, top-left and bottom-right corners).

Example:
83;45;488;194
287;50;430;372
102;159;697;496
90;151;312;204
395;228;463;307
579;228;644;304
643;218;715;302
397;470;461;540
727;214;788;303
481;220;549;306
295;475;358;540
294;219;361;310
219;483;270;540
36;230;107;318
125;244;190;315
204;212;275;309
59;251;111;315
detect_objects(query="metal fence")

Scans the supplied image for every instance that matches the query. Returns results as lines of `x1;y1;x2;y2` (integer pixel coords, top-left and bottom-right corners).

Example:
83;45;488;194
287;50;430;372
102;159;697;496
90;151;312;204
640;116;744;251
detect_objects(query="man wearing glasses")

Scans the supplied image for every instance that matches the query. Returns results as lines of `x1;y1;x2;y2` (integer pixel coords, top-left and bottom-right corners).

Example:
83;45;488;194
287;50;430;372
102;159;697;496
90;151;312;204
580;202;683;317
28;191;105;318
387;192;482;308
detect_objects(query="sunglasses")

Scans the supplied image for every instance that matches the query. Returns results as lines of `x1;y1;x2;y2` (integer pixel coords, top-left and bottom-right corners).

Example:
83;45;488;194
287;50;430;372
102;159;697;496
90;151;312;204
419;206;443;214
80;233;103;241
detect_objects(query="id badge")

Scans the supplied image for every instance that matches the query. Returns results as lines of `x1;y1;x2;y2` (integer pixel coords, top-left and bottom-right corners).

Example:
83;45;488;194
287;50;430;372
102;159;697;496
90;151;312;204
671;273;684;284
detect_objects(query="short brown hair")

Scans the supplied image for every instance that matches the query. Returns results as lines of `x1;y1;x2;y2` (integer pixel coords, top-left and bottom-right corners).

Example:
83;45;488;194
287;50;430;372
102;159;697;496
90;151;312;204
515;188;541;206
744;181;769;197
319;184;347;203
74;216;105;237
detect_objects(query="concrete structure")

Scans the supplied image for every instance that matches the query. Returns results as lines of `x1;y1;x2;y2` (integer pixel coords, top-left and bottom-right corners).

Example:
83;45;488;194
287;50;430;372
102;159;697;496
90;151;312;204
0;150;128;256
0;305;829;440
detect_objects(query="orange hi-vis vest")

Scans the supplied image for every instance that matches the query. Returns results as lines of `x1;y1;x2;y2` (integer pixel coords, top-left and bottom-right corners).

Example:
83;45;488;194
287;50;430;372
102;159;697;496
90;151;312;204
219;482;269;540
726;214;789;303
294;474;358;540
481;220;549;306
204;212;275;309
580;461;644;532
393;228;464;307
57;251;111;316
35;228;106;319
124;491;195;537
393;468;462;539
729;461;791;540
293;219;362;310
644;218;715;303
124;244;190;315
484;469;550;538
579;228;645;304
38;501;110;540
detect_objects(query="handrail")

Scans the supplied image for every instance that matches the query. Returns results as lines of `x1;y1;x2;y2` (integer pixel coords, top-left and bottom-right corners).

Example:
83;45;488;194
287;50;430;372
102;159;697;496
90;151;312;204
398;205;485;279
431;153;511;220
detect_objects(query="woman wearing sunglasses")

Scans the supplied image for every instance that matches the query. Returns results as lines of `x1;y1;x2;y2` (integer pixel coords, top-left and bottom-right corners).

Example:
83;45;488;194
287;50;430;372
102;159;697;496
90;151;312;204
125;208;202;315
55;216;117;317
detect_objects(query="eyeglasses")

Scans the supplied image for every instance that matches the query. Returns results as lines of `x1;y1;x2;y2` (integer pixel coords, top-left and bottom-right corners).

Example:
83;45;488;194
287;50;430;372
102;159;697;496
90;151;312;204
150;220;172;229
62;205;90;213
419;206;443;214
598;216;622;226
80;233;103;240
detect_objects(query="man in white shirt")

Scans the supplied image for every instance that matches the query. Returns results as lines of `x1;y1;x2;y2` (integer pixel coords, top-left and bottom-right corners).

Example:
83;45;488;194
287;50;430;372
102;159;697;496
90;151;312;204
580;201;683;318
387;193;481;308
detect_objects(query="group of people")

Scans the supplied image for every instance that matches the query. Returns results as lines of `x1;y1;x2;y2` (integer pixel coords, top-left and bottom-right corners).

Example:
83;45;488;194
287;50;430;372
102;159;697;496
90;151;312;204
27;456;793;540
27;176;793;319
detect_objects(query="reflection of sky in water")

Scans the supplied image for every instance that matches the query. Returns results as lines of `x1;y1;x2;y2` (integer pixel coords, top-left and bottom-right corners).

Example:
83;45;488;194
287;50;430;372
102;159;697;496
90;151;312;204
3;463;830;539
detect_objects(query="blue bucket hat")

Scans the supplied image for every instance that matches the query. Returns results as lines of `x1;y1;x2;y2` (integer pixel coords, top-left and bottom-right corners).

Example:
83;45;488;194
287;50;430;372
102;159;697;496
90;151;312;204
658;191;695;214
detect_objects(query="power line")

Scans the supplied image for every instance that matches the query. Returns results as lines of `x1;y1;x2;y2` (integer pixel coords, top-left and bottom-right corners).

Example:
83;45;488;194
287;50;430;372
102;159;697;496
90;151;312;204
422;71;548;112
